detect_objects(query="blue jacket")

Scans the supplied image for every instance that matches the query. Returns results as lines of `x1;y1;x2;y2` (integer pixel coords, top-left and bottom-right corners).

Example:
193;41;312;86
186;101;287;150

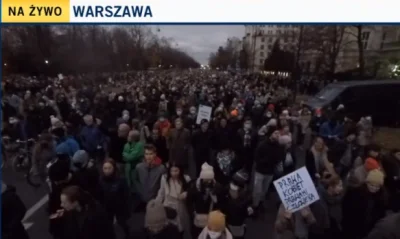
319;121;344;139
55;136;80;158
79;125;104;153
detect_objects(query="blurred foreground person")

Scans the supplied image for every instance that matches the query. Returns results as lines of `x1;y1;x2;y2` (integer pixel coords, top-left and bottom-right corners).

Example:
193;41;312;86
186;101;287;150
135;199;181;239
57;186;115;239
1;181;30;239
365;212;400;239
97;159;130;238
197;210;233;239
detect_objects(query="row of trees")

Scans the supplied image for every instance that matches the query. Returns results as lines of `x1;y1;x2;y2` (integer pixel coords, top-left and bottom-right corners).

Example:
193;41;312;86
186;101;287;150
2;26;200;75
208;25;399;80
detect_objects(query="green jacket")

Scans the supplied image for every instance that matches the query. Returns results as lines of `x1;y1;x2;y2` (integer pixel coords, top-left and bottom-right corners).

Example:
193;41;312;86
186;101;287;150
122;141;144;187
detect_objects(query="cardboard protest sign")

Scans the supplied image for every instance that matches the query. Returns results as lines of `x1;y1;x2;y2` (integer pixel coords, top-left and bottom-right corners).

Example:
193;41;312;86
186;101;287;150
196;105;212;124
273;167;319;213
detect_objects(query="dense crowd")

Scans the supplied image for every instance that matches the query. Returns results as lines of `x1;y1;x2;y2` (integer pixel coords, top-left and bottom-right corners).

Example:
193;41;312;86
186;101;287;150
2;70;400;239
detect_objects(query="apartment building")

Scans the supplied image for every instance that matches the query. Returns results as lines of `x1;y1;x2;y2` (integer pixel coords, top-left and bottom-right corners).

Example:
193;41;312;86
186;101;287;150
242;25;298;71
300;26;400;75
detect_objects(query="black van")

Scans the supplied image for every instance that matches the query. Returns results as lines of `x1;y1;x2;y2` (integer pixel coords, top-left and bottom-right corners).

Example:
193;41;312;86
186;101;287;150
305;80;400;126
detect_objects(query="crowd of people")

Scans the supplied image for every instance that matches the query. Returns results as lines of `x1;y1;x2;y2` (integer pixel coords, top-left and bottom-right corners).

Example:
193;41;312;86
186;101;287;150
2;70;400;239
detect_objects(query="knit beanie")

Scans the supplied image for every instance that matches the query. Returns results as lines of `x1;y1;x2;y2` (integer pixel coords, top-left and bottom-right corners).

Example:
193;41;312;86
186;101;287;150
208;211;226;232
145;200;167;230
71;150;89;172
199;163;215;180
364;157;380;171
366;169;384;186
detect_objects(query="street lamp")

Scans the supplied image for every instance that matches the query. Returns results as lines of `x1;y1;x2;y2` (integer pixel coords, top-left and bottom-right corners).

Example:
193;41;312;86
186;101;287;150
3;63;7;66
126;63;129;67
45;60;49;64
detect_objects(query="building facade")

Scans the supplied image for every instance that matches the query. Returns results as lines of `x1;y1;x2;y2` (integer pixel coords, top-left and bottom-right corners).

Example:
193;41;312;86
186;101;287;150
243;25;298;71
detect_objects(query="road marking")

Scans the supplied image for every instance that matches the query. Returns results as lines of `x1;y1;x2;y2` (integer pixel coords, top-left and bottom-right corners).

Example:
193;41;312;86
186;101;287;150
23;222;34;230
23;194;49;221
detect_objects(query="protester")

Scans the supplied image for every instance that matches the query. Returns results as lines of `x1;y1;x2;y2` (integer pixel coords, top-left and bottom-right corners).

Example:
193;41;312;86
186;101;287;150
197;210;233;239
123;130;144;188
134;144;166;207
342;169;387;239
58;185;115;239
96;158;130;237
156;162;191;237
1;181;30;239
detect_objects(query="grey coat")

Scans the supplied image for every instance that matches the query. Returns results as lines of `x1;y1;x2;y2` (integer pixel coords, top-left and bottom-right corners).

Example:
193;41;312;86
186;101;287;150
134;162;166;203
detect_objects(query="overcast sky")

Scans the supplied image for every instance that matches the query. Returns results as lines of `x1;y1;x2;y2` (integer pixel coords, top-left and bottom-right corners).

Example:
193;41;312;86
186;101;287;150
150;26;244;65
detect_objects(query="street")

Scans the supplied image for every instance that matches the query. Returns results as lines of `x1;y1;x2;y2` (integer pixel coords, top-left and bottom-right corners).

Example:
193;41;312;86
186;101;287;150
2;133;310;239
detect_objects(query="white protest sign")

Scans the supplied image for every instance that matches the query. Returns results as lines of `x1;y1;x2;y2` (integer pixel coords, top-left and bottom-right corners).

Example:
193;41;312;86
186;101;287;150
273;167;319;213
196;105;212;124
57;74;64;80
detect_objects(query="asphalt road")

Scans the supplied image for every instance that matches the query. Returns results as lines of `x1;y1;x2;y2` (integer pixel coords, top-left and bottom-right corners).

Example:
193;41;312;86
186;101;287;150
2;140;308;239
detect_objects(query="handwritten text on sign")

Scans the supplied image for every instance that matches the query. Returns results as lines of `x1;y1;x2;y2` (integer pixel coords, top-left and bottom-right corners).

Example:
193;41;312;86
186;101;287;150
273;167;319;213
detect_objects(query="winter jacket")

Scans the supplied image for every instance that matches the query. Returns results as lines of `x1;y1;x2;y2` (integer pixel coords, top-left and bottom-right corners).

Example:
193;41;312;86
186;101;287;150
167;128;191;167
220;189;252;226
122;141;144;187
97;175;130;220
55;136;80;158
1;183;29;239
134;158;166;203
342;185;387;239
365;213;400;239
60;200;115;239
135;224;181;239
254;138;285;175
79;125;105;154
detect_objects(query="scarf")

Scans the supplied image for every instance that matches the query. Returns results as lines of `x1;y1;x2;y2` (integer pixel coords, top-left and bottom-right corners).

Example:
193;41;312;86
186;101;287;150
217;152;234;176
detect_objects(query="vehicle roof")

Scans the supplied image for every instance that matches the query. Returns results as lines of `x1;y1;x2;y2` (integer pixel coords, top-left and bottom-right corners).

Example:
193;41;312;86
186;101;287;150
329;79;400;88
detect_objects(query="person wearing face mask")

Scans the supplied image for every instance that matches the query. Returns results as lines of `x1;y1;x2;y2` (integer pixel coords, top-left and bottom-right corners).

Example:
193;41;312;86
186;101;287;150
197;210;233;239
155;111;171;137
342;169;387;239
116;110;130;126
236;118;258;172
97;159;130;239
185;106;198;132
220;170;253;239
187;163;221;239
123;130;144;189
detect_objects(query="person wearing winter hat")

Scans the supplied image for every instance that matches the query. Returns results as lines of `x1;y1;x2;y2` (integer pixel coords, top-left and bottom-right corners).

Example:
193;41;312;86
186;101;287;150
197;211;233;239
71;150;98;196
142;199;181;238
347;157;382;188
342;168;386;239
188;162;221;238
220;171;253;239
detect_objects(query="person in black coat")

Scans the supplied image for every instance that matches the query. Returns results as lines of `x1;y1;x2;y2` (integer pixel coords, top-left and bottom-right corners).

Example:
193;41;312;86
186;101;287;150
192;119;214;176
97;158;130;238
48;156;83;239
253;127;285;209
57;185;116;239
342;170;387;239
1;182;30;239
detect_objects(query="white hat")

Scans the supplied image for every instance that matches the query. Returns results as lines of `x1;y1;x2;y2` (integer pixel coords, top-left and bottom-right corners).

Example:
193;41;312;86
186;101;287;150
118;96;124;102
266;118;278;127
337;104;345;110
282;110;289;115
199;163;214;180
